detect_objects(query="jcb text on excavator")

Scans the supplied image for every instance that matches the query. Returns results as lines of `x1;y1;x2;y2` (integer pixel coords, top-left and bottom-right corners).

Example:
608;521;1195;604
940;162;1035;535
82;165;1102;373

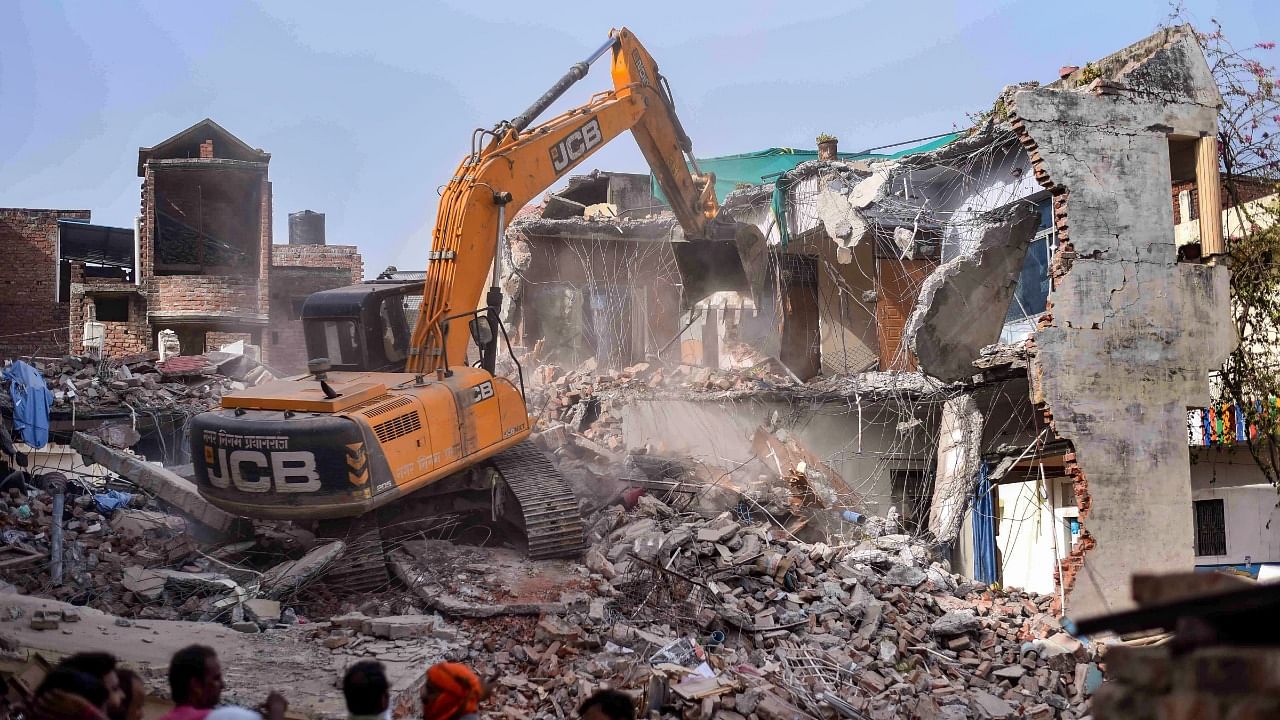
190;27;766;564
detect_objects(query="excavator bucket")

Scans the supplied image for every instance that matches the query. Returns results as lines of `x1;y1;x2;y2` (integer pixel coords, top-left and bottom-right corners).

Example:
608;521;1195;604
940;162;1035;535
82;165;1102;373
672;221;769;311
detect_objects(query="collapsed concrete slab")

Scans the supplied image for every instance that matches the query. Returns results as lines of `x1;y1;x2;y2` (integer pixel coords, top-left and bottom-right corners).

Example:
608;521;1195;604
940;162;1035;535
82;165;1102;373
905;202;1039;382
257;539;345;600
71;431;240;536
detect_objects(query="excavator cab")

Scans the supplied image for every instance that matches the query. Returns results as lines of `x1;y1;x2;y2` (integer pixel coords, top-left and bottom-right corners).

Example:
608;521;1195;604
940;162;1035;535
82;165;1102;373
301;279;508;380
301;281;420;373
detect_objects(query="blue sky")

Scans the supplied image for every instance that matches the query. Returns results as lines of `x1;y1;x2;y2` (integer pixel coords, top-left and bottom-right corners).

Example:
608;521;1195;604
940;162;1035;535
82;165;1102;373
3;0;1277;275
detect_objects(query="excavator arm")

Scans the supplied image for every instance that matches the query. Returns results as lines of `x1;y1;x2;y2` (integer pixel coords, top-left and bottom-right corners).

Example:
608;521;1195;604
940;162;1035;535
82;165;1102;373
408;27;763;374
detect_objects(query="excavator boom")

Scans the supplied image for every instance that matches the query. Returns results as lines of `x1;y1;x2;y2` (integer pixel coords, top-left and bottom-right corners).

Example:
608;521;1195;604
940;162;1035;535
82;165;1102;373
190;28;762;565
408;27;764;374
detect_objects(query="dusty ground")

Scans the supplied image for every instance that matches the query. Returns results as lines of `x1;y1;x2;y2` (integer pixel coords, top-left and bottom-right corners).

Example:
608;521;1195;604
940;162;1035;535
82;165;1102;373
0;592;437;720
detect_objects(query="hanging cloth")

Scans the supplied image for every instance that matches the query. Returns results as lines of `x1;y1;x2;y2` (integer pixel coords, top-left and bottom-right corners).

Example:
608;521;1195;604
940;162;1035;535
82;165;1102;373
3;360;52;449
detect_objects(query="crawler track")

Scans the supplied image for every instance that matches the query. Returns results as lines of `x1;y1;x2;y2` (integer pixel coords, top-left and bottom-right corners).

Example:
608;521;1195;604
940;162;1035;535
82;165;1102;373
491;440;586;559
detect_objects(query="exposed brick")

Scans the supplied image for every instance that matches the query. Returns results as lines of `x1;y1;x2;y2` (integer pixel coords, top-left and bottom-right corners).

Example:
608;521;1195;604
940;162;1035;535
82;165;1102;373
0;208;90;358
264;244;363;372
1155;693;1221;720
22;122;367;368
1105;645;1172;693
1179;648;1280;695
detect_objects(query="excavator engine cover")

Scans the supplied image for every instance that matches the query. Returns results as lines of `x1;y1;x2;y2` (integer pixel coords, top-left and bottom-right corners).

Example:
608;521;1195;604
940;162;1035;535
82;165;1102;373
672;221;768;310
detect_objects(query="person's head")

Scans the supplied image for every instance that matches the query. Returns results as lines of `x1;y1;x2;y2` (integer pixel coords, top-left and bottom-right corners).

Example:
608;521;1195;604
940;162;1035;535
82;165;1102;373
58;654;121;714
578;689;635;720
109;670;145;720
419;663;481;720
168;646;222;709
35;668;108;710
342;661;388;717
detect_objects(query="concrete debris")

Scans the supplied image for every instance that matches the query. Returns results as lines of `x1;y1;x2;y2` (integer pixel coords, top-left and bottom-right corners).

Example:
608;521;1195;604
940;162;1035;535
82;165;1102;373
386;498;1100;719
904;202;1040;383
243;598;282;624
0;350;276;418
927;393;986;544
0;472;334;632
258;540;346;600
71;431;240;536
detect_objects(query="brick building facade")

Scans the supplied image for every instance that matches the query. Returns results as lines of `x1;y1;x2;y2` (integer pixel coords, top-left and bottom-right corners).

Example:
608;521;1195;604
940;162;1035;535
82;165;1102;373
265;229;364;372
0;208;91;358
42;119;363;372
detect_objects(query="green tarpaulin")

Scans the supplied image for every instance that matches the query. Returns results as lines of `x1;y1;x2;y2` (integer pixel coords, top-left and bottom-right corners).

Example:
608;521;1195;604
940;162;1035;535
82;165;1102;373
651;132;963;247
652;132;963;208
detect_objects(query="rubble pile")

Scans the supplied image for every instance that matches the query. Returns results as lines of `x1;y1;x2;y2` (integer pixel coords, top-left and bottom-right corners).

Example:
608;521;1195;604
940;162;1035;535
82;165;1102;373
375;497;1102;720
0;478;335;630
303;610;463;662
0;348;1100;719
528;359;794;422
0;350;277;417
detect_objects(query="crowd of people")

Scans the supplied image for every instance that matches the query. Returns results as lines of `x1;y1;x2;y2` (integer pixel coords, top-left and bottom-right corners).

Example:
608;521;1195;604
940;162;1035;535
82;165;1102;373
7;647;635;720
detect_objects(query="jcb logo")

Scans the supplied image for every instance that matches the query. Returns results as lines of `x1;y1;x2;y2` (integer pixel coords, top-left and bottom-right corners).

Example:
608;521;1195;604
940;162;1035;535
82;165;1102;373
206;447;321;493
549;119;603;174
472;381;495;404
631;49;651;86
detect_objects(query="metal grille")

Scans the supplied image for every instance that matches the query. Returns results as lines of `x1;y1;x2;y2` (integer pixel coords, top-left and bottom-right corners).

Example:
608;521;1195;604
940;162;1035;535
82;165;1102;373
372;411;422;443
611;555;714;634
354;395;413;418
1194;499;1227;556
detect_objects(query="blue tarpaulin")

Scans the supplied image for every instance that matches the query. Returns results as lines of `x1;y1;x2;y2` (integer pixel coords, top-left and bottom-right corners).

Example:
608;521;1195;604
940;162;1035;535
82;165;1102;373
972;462;999;585
651;133;965;209
651;133;965;247
94;490;134;514
4;361;52;449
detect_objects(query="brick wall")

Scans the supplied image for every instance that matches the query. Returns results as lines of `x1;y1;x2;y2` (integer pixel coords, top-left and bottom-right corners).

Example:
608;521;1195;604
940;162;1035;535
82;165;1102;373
206;331;253;350
1096;645;1280;719
151;275;262;313
265;245;363;372
138;162;272;319
68;263;150;356
271;244;364;278
0;208;90;358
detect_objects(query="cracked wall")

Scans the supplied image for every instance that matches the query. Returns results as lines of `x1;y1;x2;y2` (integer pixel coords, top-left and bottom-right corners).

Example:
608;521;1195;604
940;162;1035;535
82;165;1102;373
1011;26;1236;617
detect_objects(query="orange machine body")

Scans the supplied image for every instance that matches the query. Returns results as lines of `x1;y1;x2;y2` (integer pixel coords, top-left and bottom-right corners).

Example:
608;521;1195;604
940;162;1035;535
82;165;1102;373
192;28;754;524
197;367;528;520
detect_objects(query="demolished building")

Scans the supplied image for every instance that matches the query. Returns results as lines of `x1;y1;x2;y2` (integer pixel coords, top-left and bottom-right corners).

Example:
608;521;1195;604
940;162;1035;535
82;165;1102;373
0;22;1274;720
506;25;1250;617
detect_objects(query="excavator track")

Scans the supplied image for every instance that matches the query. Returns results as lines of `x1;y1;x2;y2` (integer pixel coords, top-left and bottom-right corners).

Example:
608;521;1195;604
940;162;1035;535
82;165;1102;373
491;440;586;559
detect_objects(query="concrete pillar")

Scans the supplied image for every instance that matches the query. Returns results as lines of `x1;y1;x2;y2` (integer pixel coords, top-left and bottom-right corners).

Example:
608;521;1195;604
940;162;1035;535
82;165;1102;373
928;393;985;544
1196;135;1224;257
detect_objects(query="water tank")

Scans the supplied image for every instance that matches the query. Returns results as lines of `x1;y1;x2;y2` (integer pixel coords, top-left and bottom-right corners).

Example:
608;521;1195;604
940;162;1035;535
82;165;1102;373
288;210;326;246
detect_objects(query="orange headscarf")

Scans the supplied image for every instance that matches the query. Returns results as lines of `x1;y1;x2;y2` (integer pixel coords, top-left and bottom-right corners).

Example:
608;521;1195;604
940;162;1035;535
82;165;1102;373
423;663;482;720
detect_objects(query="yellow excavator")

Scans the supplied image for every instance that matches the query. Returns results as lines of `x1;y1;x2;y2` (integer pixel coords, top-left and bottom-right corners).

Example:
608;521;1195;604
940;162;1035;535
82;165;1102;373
190;28;764;570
